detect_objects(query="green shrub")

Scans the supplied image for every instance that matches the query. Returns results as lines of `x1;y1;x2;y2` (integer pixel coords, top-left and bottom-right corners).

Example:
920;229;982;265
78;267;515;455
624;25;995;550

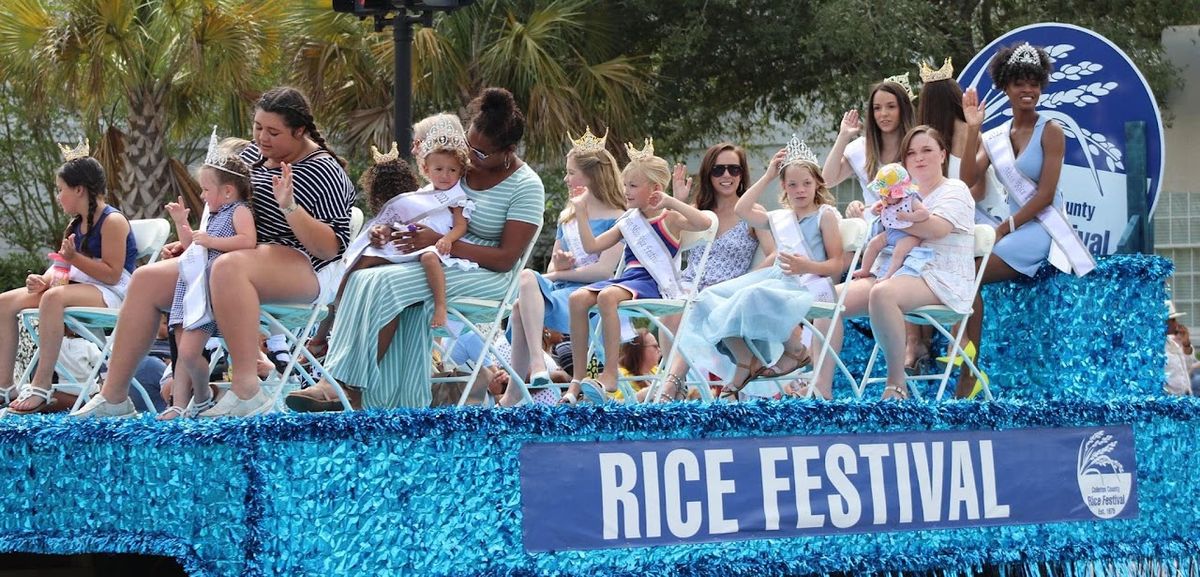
0;252;49;292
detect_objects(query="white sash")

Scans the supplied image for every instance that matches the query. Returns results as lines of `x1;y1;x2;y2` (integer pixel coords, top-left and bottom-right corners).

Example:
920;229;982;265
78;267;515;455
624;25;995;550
844;137;877;205
616;209;683;299
343;183;468;267
983;121;1095;277
178;211;213;329
560;219;598;267
767;208;835;302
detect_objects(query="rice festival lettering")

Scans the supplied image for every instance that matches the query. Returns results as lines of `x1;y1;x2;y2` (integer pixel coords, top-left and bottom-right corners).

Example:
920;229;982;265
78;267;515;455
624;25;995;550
520;426;1137;551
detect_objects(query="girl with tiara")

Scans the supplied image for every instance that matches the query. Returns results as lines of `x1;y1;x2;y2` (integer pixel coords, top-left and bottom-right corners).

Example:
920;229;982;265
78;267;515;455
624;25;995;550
497;126;625;407
317;116;474;344
1;139;139;414
562;139;713;404
159;128;257;420
823;76;916;219
675;136;841;401
958;42;1095;398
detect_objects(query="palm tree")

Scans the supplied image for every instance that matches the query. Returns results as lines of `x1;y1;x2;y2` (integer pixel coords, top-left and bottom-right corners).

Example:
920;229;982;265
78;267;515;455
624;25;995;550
284;0;654;164
0;0;286;219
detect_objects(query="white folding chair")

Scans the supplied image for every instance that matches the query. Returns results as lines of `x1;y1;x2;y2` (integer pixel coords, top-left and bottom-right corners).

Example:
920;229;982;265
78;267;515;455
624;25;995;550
16;218;170;411
741;217;871;399
257;207;366;411
856;224;997;401
428;222;544;407
577;211;719;403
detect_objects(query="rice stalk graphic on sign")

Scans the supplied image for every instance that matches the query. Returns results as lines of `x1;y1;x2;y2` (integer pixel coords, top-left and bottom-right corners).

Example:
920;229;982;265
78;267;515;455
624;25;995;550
1075;430;1131;519
975;43;1119;197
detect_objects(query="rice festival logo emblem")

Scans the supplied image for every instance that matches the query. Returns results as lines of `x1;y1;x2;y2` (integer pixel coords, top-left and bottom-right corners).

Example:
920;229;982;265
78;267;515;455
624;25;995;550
1076;430;1132;519
959;23;1165;256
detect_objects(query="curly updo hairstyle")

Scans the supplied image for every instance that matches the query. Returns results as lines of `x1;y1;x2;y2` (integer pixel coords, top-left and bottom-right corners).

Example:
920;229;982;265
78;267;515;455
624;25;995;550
989;43;1053;89
466;87;526;151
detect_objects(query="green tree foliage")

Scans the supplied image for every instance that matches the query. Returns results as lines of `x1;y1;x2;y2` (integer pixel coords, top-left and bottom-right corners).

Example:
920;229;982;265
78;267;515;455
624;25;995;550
284;0;655;164
614;0;1196;153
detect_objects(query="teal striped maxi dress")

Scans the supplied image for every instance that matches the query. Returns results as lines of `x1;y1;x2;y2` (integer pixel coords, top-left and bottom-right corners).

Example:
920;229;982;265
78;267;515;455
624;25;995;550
323;165;545;408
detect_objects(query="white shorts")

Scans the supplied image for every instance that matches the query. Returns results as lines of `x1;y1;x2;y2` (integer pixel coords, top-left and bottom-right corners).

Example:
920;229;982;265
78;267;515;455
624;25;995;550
314;260;343;306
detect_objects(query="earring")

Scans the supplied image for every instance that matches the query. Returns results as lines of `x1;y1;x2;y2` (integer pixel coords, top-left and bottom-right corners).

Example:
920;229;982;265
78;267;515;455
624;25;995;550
504;154;512;170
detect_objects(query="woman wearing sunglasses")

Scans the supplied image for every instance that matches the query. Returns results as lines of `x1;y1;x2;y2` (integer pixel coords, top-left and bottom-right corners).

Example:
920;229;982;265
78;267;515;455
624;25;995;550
655;142;776;400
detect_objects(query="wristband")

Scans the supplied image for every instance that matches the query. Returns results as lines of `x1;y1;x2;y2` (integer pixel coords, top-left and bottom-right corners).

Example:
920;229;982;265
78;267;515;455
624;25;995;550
280;200;300;216
1007;216;1016;234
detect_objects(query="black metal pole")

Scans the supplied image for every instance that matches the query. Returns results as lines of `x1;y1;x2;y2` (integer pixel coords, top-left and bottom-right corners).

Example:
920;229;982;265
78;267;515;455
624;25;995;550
394;13;414;159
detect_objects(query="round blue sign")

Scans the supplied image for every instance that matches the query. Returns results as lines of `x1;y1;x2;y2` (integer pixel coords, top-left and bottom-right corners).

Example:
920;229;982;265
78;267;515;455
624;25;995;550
958;23;1165;255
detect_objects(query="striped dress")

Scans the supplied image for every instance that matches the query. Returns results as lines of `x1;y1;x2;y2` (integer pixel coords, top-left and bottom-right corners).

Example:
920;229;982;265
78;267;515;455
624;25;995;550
323;164;545;408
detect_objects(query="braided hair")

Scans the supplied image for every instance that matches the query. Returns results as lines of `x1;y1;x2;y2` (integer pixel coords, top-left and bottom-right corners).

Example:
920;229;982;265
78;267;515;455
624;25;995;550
58;157;106;257
253;87;346;168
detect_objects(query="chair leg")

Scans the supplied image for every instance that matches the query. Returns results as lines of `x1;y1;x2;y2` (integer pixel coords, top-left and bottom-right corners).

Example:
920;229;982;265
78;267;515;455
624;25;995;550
857;343;882;399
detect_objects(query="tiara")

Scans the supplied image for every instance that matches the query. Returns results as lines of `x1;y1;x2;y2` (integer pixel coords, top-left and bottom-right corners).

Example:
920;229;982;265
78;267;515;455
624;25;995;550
625;137;654;162
883;72;916;100
203;126;244;177
568;126;608;155
418;117;468;158
1007;42;1042;68
371;142;400;164
919;57;954;83
780;134;818;171
58;137;89;162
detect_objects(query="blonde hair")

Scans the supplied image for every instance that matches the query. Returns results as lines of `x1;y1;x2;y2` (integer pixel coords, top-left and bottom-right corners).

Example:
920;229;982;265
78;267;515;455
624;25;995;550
778;161;835;208
621;155;671;193
558;148;627;224
414;113;468;180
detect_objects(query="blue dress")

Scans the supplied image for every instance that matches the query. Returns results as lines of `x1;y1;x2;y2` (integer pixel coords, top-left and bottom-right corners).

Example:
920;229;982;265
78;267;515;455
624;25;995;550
532;217;618;333
680;219;759;292
584;213;680;299
991;115;1060;277
675;207;827;380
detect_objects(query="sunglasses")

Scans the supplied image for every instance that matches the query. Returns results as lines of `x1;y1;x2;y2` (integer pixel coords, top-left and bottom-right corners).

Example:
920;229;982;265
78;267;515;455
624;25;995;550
468;144;492;161
710;164;743;177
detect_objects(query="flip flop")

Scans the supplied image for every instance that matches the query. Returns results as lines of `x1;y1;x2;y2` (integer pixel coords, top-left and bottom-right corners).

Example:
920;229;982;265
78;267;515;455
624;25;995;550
579;379;609;404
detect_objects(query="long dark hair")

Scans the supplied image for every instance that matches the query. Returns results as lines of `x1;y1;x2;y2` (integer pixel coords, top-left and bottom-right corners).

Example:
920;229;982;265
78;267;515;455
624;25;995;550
253;87;345;168
917;79;965;173
58;157;106;256
864;81;916;177
694;142;749;211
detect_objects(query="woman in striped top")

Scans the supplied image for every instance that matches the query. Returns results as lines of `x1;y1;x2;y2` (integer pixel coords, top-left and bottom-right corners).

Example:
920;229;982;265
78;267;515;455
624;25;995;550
72;87;356;418
288;87;544;411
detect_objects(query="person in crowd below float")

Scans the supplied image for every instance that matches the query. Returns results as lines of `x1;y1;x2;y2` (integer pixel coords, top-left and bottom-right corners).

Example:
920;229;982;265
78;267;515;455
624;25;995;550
829;125;976;400
158;131;258;420
72;86;356;418
0;142;138;414
675;136;841;401
823;76;916;219
290;87;544;411
613;328;662;402
562;139;713;404
958;43;1095;398
496;126;625;408
1164;300;1194;396
654;142;775;401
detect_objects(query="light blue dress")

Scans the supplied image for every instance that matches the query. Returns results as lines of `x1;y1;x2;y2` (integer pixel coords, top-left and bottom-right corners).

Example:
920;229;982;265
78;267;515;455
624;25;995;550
991;115;1060;277
531;217;618;333
674;207;827;380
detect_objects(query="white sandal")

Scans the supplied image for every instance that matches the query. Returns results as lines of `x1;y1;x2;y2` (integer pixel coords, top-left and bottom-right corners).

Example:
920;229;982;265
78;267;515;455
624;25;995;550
7;386;57;415
186;395;218;418
0;385;19;408
156;406;187;421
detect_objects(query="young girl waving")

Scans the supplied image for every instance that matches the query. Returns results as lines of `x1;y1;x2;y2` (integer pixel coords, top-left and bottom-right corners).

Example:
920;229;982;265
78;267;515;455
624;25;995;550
563;139;713;403
159;130;257;420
